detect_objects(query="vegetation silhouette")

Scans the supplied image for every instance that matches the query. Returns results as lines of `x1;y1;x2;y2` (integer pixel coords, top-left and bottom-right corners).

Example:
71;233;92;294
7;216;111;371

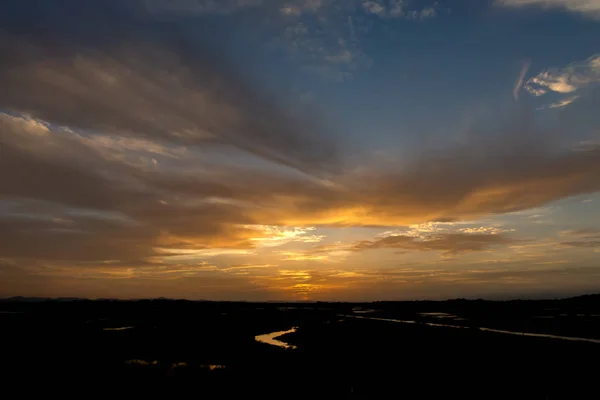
2;295;600;398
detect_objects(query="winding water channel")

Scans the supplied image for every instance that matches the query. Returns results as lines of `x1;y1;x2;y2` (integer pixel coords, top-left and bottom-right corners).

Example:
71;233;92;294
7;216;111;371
255;327;298;349
344;314;600;344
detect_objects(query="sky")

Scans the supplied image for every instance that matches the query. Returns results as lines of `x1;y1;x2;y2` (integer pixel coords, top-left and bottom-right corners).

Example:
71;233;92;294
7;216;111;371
1;0;600;301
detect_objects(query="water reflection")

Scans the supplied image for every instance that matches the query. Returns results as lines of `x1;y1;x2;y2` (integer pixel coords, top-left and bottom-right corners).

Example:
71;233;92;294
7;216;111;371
125;359;159;366
255;327;297;349
343;315;600;344
478;327;600;344
124;360;226;370
419;312;458;319
203;364;226;370
352;307;378;314
103;326;134;331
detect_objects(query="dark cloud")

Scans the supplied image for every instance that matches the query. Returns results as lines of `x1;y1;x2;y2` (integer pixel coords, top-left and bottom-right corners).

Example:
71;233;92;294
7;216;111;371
1;141;123;210
0;212;153;262
0;0;338;176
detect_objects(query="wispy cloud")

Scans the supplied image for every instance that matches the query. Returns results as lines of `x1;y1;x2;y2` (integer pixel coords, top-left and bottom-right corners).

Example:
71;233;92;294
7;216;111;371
351;232;518;256
279;252;330;261
514;60;531;100
146;0;438;80
220;264;277;272
548;95;580;108
536;95;581;110
573;139;600;152
145;0;264;15
497;0;600;19
362;0;438;19
558;227;600;248
363;1;387;16
559;228;600;237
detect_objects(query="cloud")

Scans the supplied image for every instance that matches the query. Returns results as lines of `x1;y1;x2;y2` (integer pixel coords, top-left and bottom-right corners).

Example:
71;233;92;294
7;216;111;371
281;5;304;15
524;54;600;109
145;0;264;15
0;4;337;176
2;0;600;300
31;262;220;280
363;1;387;15
279;251;330;261
248;262;600;301
290;226;519;259
514;60;531;100
140;0;437;82
573;139;600;152
361;0;438;19
4;103;600;269
380;222;512;238
558;228;600;248
548;95;580;109
245;225;326;247
220;264;277;271
416;7;437;19
350;232;517;256
497;0;600;18
561;240;600;248
536;95;581;110
559;228;600;237
279;0;323;16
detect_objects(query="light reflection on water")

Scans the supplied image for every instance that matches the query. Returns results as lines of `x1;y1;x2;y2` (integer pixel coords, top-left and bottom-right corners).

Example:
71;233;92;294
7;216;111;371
419;312;458;319
103;326;134;331
342;315;600;344
124;360;226;370
125;359;159;366
255;327;297;349
352;307;378;314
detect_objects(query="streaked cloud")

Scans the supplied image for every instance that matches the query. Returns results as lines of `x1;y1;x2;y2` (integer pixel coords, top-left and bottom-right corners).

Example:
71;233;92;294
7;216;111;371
514;60;531;100
351;232;517;256
497;0;600;18
546;95;580;109
279;251;330;261
558;227;600;248
559;228;600;237
221;264;277;271
4;105;600;268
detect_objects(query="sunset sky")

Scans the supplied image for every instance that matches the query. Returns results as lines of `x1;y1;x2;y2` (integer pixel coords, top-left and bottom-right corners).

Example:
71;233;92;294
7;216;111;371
1;0;600;301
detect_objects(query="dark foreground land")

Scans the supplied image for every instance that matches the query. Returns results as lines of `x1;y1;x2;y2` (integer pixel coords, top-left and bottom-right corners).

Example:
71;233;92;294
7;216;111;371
2;295;600;399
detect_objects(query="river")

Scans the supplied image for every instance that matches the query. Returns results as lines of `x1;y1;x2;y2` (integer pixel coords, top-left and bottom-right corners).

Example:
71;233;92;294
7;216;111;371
255;327;297;349
343;314;600;344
